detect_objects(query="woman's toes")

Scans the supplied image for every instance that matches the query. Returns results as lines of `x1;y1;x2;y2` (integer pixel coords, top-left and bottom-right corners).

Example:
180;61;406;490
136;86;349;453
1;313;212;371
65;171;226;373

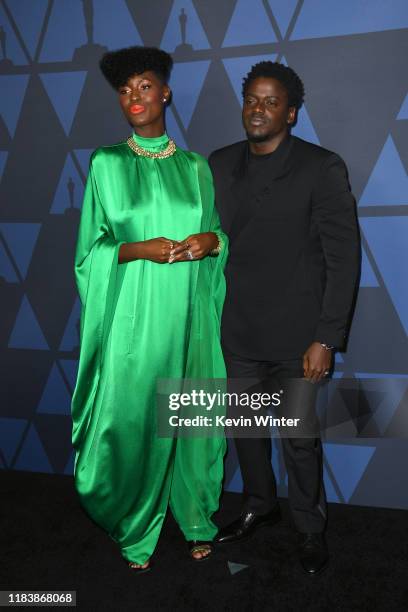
129;561;149;569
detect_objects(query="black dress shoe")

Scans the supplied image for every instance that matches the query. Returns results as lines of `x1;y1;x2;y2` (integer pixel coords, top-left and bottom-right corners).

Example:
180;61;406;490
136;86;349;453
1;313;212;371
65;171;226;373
298;533;328;574
215;506;281;544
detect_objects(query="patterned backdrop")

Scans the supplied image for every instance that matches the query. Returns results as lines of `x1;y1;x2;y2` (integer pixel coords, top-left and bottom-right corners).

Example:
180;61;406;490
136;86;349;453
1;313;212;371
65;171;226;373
1;0;407;509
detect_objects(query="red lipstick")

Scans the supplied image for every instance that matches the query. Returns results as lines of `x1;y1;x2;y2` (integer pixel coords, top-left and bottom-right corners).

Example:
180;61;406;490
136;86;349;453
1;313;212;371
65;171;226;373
130;104;145;115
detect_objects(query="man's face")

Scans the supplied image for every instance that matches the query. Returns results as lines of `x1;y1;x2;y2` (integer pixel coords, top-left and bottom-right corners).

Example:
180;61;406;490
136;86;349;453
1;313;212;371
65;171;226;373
242;77;296;143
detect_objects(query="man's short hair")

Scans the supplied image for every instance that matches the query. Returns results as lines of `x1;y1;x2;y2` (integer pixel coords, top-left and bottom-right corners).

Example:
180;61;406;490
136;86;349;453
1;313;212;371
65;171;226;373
242;61;305;110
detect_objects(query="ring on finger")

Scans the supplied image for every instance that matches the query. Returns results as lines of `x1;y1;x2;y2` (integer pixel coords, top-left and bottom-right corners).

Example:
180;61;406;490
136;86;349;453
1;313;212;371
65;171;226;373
186;249;194;260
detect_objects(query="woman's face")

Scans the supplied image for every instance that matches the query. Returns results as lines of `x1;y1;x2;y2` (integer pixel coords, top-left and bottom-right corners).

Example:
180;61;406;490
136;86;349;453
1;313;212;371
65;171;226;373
118;71;170;136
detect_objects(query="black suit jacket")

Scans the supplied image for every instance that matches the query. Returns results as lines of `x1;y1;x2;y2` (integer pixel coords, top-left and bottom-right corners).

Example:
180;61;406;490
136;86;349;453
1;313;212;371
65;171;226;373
208;135;360;360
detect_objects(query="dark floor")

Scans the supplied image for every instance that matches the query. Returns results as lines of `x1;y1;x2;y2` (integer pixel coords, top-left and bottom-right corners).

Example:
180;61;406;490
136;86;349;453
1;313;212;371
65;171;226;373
1;470;407;611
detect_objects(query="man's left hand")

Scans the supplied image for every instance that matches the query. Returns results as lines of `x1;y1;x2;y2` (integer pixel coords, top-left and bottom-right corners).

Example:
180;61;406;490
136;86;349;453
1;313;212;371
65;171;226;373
303;342;332;383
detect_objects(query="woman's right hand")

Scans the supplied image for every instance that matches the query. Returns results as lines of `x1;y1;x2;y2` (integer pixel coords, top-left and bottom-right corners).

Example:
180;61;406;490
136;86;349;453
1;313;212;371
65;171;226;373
137;237;175;263
119;237;177;264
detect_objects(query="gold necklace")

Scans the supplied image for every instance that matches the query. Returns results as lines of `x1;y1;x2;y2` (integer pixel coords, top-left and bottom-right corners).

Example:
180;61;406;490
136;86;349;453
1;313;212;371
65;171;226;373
126;136;176;159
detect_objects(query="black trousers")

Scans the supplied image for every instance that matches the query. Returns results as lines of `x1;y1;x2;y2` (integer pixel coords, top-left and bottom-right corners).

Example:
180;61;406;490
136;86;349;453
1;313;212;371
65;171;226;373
223;347;327;533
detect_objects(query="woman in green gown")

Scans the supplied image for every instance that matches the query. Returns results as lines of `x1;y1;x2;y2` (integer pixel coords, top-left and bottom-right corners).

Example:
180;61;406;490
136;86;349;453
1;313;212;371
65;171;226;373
71;46;228;571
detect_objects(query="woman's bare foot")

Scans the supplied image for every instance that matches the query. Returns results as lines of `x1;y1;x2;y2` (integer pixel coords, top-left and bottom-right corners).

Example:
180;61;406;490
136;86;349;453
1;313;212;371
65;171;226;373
128;560;150;571
188;541;213;561
191;545;211;560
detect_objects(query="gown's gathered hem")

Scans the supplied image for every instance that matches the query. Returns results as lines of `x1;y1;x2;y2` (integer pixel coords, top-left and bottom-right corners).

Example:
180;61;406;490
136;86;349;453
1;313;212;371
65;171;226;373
179;527;218;541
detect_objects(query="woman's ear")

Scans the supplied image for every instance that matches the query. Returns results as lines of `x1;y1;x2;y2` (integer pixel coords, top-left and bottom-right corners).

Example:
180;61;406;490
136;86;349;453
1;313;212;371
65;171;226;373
163;86;172;104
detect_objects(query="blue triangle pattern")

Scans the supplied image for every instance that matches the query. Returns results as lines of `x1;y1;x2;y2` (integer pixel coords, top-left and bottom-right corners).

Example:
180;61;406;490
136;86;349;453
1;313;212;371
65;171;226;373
73;149;94;176
50;154;84;213
93;0;142;49
165;108;188;149
7;0;48;58
0;4;27;64
14;424;53;473
361;217;408;335
223;0;277;47
324;443;375;502
223;55;278;104
322;464;341;502
60;360;79;393
39;0;86;62
335;353;344;364
37;363;72;415
60;298;81;351
64;450;75;475
161;0;210;52
292;106;320;145
8;295;49;350
359;136;408;206
360;245;379;287
0;418;27;466
357;378;406;435
0;75;29;137
267;0;298;37
225;466;243;493
0;240;18;283
170;61;210;129
291;0;408;40
0;223;41;278
40;72;87;136
0;151;8;181
397;94;408;120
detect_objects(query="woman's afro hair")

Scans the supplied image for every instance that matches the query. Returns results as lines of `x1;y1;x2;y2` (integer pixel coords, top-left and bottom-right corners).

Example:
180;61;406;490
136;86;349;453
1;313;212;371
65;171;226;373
242;61;305;110
99;46;173;89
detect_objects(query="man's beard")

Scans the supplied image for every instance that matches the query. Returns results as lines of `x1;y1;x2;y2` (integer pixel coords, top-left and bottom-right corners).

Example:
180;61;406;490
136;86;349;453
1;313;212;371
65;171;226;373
246;130;272;143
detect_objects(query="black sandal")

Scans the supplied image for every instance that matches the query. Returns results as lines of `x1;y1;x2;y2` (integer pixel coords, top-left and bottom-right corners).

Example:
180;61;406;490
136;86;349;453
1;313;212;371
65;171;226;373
188;540;213;562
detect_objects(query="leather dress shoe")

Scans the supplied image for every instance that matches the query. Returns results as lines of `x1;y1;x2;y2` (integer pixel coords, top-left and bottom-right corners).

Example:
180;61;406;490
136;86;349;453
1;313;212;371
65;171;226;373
215;506;281;544
298;533;328;574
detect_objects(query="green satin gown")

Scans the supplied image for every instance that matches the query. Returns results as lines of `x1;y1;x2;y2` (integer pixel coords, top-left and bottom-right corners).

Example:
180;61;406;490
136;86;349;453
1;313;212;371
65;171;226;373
71;132;228;564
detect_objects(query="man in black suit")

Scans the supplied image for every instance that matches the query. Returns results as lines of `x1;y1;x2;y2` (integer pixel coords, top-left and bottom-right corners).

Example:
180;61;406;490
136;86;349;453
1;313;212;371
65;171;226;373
208;61;360;574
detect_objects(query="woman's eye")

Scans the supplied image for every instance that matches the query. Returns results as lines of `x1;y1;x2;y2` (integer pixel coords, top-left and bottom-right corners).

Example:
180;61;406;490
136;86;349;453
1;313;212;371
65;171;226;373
120;89;130;95
141;83;151;90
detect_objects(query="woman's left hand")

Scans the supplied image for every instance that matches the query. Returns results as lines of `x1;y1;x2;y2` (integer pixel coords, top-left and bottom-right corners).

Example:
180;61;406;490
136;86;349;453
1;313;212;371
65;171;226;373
169;232;218;263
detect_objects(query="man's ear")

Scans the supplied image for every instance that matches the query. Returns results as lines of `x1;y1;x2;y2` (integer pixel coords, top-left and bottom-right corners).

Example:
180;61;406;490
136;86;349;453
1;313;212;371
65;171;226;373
287;106;296;125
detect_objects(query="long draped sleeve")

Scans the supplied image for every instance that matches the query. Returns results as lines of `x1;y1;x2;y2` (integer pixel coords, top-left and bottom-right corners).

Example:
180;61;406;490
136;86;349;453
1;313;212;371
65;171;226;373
71;154;124;452
196;152;229;325
184;153;229;379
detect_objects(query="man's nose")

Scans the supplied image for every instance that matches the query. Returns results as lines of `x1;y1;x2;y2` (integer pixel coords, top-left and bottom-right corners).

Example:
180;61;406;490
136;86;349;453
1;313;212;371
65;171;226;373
253;101;265;113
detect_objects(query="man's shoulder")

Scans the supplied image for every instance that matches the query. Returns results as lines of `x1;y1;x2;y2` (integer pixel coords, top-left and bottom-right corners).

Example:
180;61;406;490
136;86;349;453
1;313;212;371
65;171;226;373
292;136;342;164
208;140;247;167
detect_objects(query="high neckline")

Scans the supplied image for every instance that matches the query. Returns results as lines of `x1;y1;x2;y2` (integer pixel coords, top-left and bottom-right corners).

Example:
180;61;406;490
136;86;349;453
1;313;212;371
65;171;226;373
132;132;169;151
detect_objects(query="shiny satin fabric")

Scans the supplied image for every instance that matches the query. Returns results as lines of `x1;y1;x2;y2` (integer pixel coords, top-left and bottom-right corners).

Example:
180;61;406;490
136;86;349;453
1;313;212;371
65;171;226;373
71;133;228;563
